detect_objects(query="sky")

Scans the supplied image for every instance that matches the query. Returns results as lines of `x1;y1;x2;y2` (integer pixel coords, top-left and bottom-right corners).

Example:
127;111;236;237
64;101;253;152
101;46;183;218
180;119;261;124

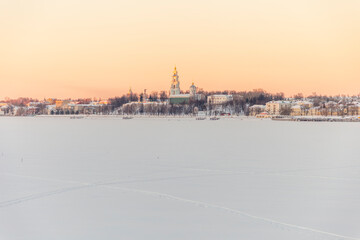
0;0;359;99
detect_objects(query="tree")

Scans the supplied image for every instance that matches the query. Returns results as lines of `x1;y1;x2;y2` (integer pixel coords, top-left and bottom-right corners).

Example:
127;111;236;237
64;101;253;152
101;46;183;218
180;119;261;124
159;91;168;101
280;105;292;115
150;92;158;102
293;93;304;100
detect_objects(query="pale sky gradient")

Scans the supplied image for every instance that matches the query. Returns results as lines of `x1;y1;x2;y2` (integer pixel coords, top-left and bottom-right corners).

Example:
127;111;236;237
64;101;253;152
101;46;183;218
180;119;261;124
1;0;359;99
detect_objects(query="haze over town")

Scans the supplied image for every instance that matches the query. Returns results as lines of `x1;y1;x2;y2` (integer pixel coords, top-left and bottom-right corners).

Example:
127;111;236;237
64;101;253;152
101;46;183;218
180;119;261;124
1;0;360;98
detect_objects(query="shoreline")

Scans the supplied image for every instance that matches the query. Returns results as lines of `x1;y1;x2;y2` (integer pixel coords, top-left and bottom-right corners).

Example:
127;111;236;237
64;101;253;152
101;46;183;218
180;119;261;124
1;114;360;122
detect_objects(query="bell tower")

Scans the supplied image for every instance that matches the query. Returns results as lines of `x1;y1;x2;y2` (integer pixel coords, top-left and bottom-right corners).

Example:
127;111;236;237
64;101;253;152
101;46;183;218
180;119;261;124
170;66;180;96
190;82;196;97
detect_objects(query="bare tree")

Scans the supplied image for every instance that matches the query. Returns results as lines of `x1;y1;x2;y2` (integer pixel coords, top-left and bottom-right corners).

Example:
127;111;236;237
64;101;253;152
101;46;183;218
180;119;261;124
280;105;292;116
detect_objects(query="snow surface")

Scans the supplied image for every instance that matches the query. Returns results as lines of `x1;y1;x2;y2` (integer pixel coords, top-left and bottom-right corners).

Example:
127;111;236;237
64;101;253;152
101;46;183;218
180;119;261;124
0;116;359;240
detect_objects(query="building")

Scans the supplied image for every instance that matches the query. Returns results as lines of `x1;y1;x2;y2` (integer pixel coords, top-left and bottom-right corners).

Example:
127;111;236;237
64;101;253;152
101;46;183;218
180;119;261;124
290;105;302;116
0;103;9;115
55;100;70;109
265;101;291;115
295;100;313;108
308;106;321;116
46;98;56;104
169;95;190;104
169;66;189;104
168;67;202;104
256;112;271;118
189;83;196;97
347;103;360;115
207;95;233;105
170;66;181;96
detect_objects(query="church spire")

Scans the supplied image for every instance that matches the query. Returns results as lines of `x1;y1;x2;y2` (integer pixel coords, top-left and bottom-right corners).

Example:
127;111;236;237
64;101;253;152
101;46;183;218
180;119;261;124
170;66;180;96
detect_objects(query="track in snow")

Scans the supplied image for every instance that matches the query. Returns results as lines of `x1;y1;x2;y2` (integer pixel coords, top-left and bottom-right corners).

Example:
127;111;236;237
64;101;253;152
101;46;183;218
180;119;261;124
1;173;359;240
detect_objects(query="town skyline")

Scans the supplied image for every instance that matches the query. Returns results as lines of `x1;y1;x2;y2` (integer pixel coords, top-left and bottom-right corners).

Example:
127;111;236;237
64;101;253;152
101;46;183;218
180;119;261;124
1;84;360;101
1;65;360;100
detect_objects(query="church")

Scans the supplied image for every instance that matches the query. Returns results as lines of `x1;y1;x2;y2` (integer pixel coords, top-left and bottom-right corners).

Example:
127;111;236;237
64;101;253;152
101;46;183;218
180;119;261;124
169;66;199;104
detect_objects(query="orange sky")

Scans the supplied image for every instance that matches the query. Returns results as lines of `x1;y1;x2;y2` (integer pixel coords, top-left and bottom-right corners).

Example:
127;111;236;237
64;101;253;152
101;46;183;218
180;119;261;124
1;0;359;99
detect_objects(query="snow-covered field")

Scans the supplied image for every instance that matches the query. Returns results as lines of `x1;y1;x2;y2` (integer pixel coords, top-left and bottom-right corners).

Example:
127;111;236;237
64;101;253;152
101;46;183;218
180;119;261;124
0;117;359;240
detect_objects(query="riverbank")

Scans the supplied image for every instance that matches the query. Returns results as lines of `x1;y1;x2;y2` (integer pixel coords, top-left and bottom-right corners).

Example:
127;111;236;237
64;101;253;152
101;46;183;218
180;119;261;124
272;116;360;122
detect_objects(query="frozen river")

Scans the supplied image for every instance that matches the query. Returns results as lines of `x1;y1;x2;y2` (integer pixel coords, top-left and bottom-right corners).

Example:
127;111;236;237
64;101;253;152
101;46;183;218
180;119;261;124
0;116;359;240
